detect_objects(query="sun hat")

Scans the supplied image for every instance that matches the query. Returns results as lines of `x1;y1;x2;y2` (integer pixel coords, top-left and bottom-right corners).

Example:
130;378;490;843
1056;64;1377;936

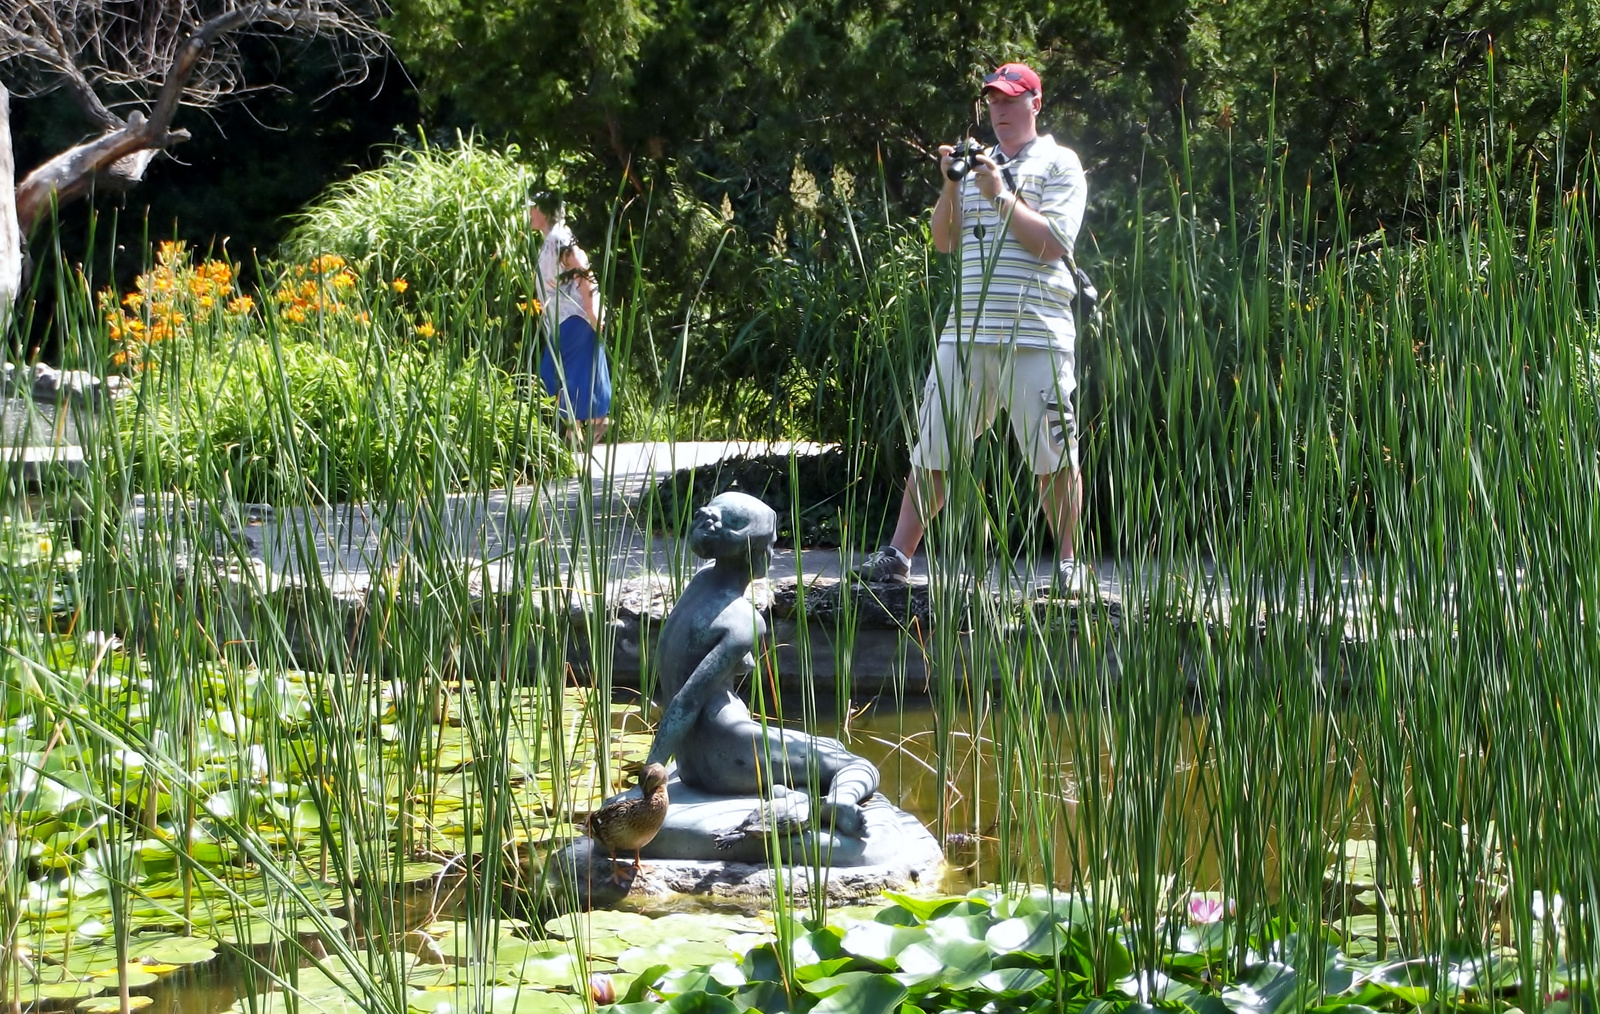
982;62;1041;96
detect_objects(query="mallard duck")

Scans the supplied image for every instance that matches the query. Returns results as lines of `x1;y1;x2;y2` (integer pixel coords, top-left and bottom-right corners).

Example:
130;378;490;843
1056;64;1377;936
585;763;669;883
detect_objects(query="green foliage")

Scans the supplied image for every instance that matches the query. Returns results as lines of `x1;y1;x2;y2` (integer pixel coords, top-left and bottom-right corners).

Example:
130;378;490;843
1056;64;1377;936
384;0;1600;463
280;136;565;367
100;242;566;503
0;516;80;620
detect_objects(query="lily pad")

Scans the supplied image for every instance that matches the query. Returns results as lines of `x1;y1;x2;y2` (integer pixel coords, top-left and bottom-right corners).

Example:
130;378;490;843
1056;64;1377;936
28;980;106;1002
977;967;1049;994
79;996;155;1013
231;963;369;1014
544;910;654;940
493;942;586;990
90;966;160;989
614;912;761;948
839;922;925;965
618;939;741;975
985;913;1068;957
473;985;588;1014
810;973;907;1014
129;932;219;966
892;936;990;989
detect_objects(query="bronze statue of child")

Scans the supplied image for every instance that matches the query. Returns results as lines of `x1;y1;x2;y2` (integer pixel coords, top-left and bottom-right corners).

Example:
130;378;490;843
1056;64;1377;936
645;491;877;839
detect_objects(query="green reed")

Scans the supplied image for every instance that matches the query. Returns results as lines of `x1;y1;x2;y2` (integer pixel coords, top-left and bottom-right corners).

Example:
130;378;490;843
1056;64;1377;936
3;114;1600;1014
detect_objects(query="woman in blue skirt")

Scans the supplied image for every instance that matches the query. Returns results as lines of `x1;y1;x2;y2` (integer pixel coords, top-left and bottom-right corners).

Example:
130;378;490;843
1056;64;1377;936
528;189;611;447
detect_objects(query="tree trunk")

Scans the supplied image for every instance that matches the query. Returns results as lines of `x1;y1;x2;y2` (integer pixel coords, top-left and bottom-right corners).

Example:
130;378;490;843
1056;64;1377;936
1;84;21;325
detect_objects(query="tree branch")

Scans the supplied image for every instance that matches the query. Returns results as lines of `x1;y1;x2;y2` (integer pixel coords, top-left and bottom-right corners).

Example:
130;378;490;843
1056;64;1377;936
14;111;172;234
12;3;348;235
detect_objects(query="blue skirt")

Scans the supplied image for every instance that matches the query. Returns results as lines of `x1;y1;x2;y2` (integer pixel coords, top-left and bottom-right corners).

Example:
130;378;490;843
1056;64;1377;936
539;316;612;421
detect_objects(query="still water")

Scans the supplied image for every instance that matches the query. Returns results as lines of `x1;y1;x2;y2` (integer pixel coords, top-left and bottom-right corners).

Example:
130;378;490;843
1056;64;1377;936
134;694;1232;1014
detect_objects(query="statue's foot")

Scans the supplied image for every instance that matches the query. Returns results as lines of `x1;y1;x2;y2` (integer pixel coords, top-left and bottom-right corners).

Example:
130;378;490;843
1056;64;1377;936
820;799;868;839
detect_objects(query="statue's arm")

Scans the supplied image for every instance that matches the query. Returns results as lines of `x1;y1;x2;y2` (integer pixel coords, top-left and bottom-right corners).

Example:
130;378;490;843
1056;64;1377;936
645;626;745;767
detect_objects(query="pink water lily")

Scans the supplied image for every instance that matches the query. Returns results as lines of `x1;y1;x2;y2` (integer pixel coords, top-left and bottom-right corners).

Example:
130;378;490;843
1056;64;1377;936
590;973;616;1005
1188;895;1227;924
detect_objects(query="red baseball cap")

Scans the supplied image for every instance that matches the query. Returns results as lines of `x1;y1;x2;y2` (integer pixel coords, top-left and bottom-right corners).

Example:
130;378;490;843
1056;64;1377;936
982;62;1041;96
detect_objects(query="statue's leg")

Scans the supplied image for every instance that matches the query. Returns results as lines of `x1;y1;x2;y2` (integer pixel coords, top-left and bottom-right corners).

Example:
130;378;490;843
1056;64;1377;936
767;730;879;839
816;755;877;838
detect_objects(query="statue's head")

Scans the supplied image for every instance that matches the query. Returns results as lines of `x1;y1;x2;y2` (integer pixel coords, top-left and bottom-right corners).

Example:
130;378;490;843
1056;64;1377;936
689;492;778;576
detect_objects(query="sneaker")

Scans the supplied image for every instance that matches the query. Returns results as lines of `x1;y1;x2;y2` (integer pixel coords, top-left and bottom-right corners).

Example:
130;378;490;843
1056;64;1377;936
1043;558;1097;599
853;546;912;585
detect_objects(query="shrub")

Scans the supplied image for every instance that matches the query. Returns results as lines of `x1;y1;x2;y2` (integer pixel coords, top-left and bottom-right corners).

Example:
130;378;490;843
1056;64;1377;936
279;136;545;367
103;244;566;504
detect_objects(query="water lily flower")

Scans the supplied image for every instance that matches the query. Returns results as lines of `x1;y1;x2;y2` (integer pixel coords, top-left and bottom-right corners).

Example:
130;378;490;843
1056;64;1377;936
589;973;615;1004
1188;894;1227;924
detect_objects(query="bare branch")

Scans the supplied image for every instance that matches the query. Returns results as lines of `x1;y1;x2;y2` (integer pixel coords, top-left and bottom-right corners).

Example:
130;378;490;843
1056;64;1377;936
3;0;388;236
0;0;387;110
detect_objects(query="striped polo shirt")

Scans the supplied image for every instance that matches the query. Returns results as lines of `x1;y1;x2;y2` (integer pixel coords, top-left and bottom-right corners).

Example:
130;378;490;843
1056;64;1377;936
940;133;1087;351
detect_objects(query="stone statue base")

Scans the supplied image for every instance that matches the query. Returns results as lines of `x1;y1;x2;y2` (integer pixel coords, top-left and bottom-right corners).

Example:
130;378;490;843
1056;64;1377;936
545;770;945;910
642;771;933;865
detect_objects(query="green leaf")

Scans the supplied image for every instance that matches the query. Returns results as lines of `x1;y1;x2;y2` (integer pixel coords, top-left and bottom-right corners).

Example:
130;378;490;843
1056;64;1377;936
32;980;105;1002
616;913;762;948
1221;962;1305;1014
976;967;1048;995
620;965;668;1004
802;972;883;998
495;942;585;990
732;980;799;1013
809;975;907;1014
659;995;741;1014
619;940;740;975
839;922;926;965
1369;959;1434;1006
545;911;655;940
486;986;588;1014
131;933;219;966
986;914;1067;957
878;892;963;923
892;937;990;989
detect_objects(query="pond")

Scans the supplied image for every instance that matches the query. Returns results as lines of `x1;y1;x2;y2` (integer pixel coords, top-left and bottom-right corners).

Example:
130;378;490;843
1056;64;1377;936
114;691;1267;1014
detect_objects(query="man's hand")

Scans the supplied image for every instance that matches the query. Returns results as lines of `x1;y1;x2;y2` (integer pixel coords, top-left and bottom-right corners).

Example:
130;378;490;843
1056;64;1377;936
970;153;1008;204
931;145;962;252
937;144;958;187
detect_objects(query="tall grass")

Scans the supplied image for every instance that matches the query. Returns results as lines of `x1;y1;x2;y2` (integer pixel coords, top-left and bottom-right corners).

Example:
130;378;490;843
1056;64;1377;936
1;119;1598;1014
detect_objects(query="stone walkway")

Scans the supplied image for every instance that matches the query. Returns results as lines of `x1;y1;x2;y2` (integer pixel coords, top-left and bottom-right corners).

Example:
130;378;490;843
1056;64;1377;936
122;439;1393;692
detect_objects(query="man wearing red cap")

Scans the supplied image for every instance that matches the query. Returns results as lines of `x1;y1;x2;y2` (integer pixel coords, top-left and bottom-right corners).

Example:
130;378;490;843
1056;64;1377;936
856;61;1092;596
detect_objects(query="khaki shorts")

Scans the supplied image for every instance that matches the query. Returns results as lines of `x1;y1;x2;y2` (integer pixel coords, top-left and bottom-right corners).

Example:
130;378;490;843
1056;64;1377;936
909;343;1078;475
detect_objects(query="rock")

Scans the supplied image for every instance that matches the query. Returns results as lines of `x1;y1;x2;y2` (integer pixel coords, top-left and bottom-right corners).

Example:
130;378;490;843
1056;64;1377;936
544;774;945;911
7;363;128;405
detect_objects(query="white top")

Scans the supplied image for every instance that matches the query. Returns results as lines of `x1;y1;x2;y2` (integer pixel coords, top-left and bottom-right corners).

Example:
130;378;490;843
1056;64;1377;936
940;134;1087;351
535;221;592;327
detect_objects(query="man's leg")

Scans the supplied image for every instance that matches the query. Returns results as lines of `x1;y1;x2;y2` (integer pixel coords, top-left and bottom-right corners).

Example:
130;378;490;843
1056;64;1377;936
857;344;986;583
1008;346;1086;587
1037;466;1082;564
887;466;946;559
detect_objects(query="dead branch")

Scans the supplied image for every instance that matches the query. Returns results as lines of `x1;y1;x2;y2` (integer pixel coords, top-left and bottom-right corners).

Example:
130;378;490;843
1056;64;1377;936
2;0;387;235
